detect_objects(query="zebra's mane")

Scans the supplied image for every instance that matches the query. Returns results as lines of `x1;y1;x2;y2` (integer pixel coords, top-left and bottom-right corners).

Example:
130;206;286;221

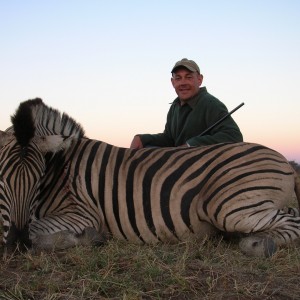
11;98;85;146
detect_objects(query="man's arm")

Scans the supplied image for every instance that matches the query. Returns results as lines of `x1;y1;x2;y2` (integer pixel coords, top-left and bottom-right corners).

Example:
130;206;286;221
186;117;243;146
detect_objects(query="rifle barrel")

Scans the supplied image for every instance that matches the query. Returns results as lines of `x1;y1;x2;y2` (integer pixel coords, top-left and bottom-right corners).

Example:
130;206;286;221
199;102;244;137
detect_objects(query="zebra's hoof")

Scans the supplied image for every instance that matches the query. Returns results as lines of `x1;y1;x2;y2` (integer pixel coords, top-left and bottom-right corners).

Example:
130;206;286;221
239;236;277;257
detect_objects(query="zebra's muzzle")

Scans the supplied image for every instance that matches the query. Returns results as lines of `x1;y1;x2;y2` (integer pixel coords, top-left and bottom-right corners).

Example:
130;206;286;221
5;223;32;253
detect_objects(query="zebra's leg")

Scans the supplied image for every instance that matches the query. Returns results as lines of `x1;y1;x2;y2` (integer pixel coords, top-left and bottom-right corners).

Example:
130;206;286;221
235;209;300;257
29;216;108;251
284;206;300;217
30;227;107;251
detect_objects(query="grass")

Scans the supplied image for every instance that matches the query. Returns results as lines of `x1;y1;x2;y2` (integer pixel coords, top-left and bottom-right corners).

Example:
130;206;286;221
1;234;300;299
1;193;300;299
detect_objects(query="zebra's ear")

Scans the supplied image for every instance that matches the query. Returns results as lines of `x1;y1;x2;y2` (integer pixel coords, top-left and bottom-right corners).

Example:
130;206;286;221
0;130;14;148
34;135;76;153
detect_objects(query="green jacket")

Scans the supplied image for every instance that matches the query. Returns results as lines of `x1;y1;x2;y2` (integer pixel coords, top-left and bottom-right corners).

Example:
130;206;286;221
139;87;243;147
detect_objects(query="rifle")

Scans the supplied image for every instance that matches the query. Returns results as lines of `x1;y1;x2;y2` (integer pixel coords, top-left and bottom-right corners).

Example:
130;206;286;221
199;102;244;137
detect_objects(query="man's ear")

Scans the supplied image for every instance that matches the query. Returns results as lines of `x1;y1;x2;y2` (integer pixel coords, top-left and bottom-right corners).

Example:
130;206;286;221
171;77;176;88
197;73;204;86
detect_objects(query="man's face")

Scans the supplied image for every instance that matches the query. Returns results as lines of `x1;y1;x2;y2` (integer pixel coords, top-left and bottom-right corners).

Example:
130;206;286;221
171;68;203;101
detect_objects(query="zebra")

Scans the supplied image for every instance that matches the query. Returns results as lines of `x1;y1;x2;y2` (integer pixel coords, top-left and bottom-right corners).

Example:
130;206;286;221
0;99;299;257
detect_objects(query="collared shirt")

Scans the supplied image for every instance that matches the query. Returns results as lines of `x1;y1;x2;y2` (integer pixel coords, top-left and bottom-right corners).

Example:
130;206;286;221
139;87;243;147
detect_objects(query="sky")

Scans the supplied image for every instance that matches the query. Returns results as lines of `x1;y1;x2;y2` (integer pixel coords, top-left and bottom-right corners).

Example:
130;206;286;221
0;1;299;162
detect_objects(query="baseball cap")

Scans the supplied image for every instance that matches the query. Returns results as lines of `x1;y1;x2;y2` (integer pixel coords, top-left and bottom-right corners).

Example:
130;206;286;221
171;58;200;74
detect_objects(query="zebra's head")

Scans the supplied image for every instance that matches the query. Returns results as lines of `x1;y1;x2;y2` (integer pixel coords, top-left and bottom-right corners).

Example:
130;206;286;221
0;99;83;252
0;131;70;251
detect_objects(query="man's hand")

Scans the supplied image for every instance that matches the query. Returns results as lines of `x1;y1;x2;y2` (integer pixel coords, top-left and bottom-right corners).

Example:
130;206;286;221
130;135;144;149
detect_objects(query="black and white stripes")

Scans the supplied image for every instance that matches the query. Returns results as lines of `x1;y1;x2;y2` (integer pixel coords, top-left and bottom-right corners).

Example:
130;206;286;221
0;99;299;256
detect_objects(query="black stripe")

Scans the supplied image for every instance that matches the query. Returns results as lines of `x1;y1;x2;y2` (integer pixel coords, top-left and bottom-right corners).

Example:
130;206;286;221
98;144;112;233
85;142;101;206
112;148;128;239
143;149;184;240
126;150;157;241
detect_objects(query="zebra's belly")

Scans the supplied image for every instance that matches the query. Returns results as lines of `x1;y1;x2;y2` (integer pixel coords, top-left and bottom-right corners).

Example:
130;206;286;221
106;215;217;244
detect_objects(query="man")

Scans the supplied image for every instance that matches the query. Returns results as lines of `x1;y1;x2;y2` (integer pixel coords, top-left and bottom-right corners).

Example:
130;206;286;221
130;58;243;149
